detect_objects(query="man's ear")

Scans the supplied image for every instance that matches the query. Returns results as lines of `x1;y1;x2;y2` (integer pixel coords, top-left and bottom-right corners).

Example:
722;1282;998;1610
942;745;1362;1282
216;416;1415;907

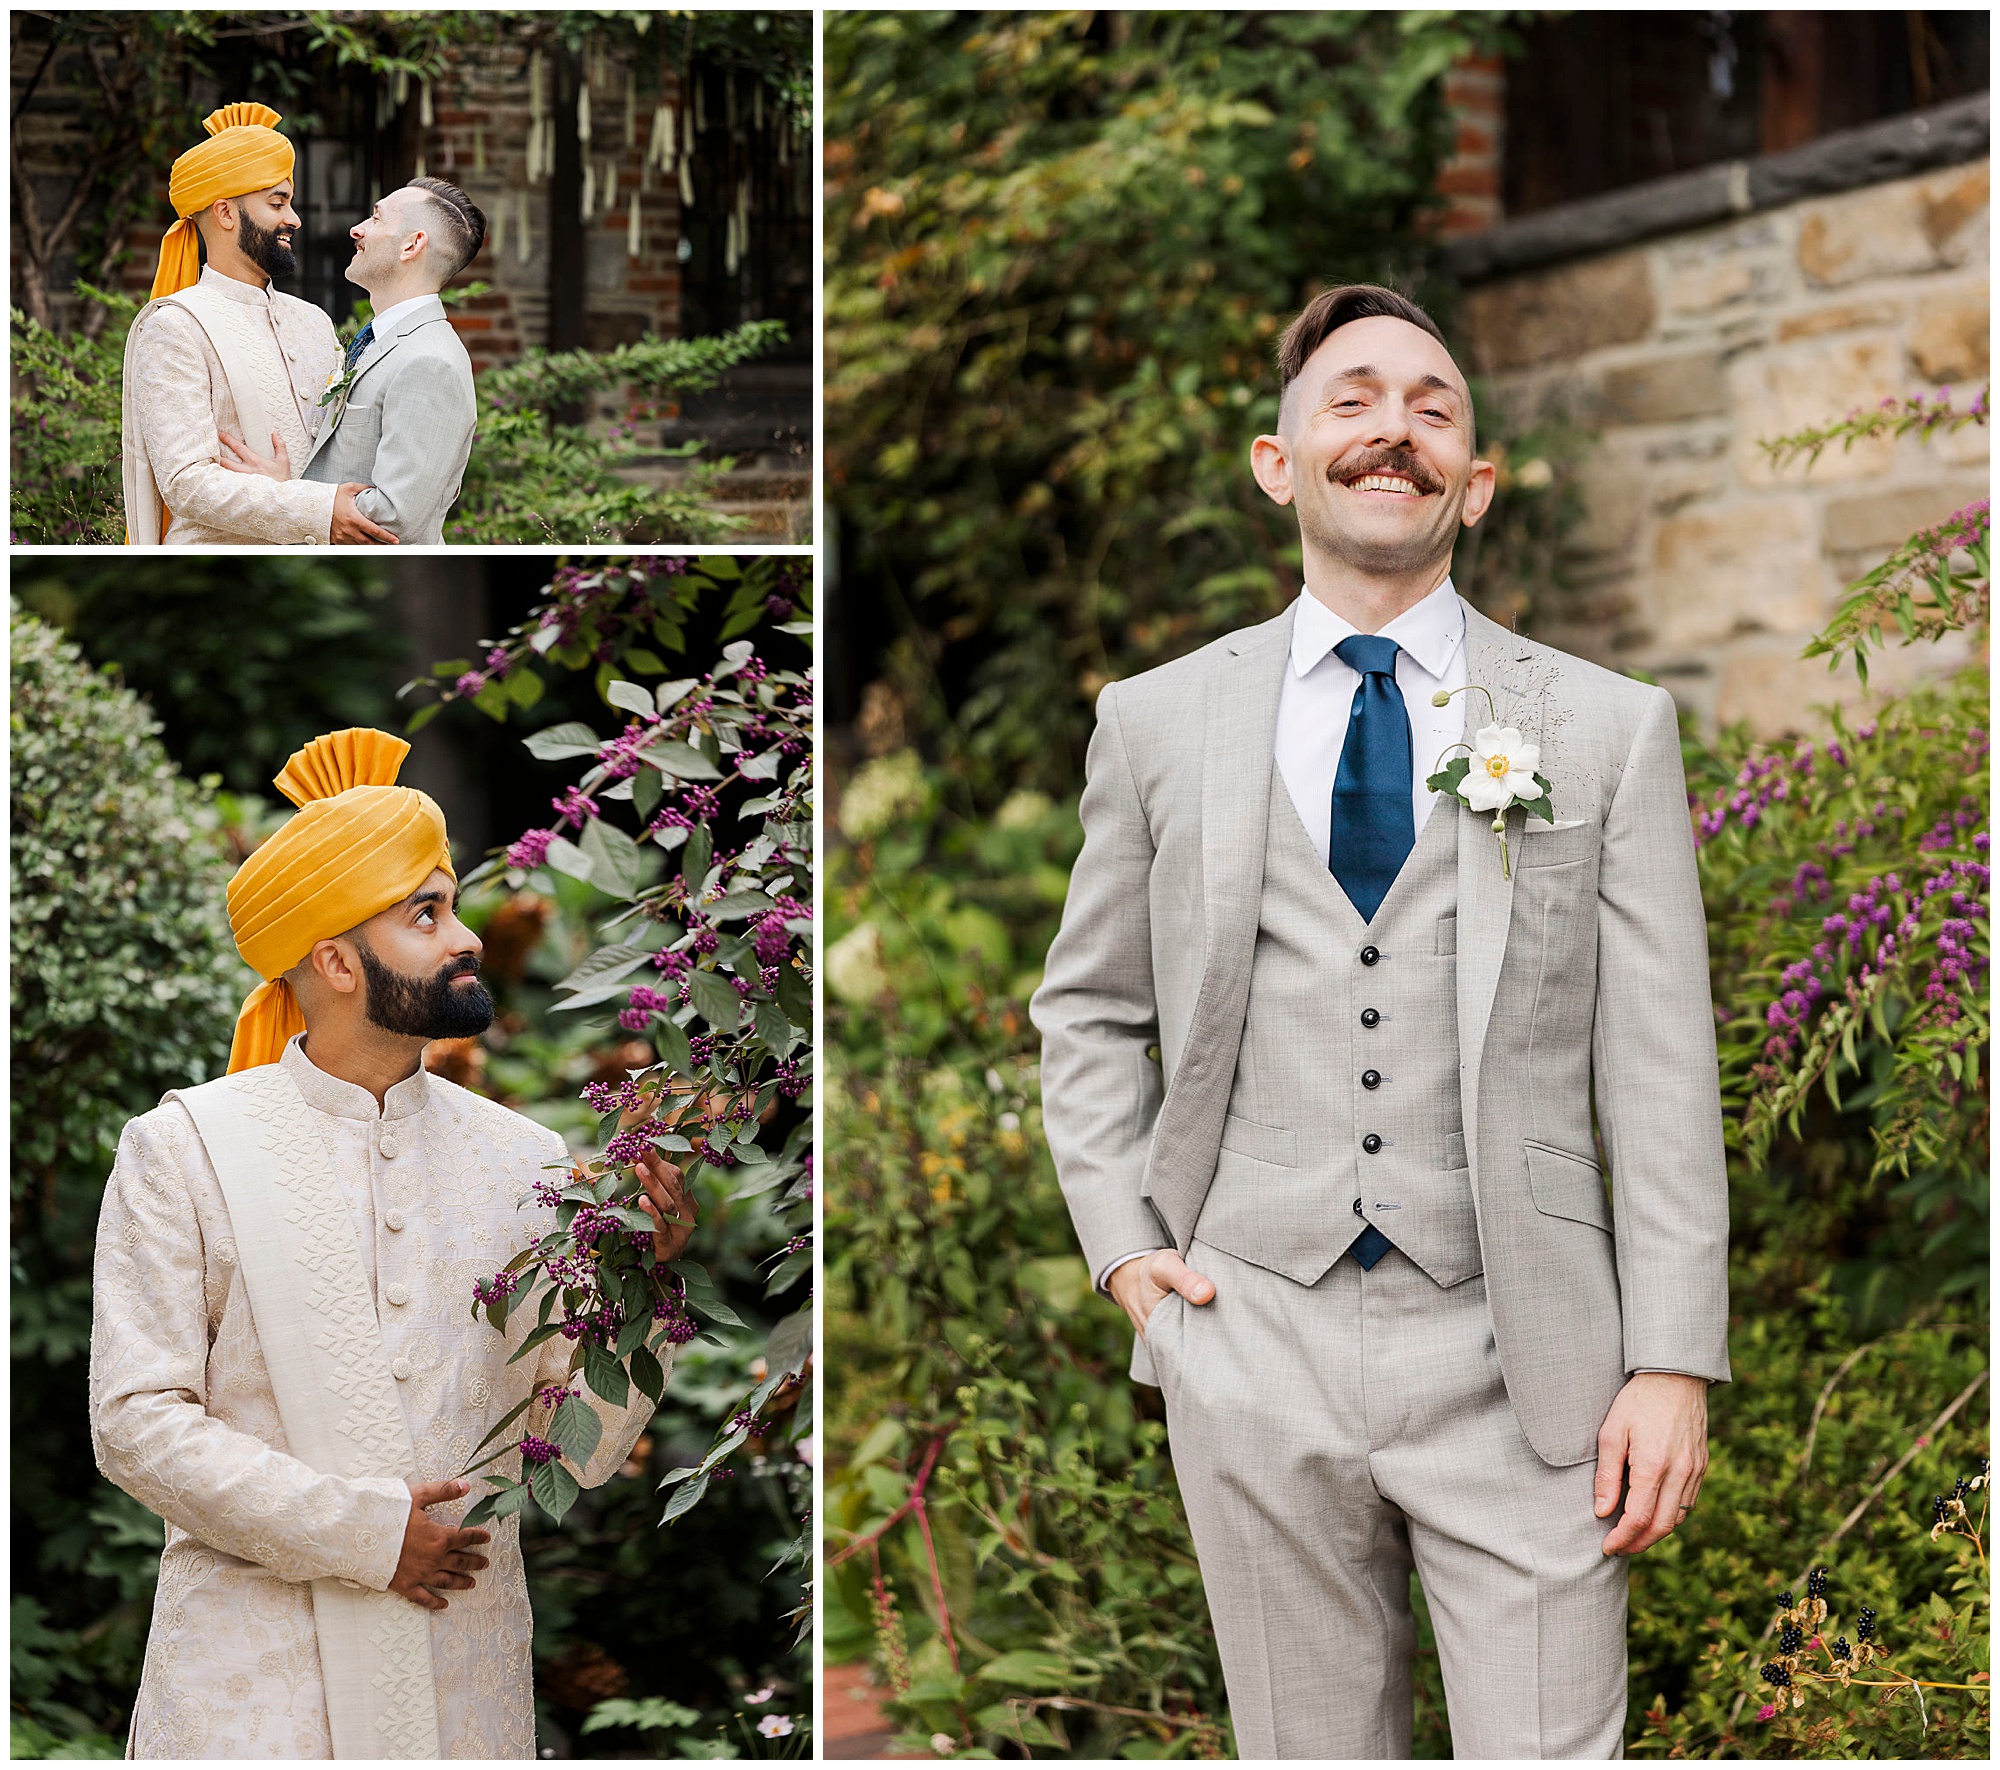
302;935;365;998
1250;432;1295;507
1459;456;1498;529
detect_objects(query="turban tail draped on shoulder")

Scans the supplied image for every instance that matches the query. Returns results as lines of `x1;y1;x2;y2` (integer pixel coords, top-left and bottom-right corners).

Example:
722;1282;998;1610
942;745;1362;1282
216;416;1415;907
151;102;296;301
225;729;455;1073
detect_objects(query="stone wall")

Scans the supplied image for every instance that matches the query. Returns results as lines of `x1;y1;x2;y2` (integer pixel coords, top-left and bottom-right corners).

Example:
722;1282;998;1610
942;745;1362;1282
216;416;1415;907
1459;157;1988;737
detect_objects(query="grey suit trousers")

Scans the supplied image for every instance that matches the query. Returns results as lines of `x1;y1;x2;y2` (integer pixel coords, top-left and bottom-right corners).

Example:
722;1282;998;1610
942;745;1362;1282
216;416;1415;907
1147;1236;1628;1759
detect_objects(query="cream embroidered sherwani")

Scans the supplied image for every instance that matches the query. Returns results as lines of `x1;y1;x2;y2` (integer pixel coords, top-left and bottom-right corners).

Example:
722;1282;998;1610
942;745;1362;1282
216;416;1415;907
121;267;343;546
89;1036;659;1759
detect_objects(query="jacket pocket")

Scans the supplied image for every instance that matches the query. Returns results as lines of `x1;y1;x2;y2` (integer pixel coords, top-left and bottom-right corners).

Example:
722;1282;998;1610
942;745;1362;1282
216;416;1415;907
1517;818;1598;868
1219;1113;1296;1168
1525;1139;1612;1232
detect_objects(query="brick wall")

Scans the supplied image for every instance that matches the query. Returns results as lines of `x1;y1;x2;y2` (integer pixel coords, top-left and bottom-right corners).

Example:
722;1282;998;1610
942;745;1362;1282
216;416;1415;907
1458;159;1989;737
1434;53;1504;239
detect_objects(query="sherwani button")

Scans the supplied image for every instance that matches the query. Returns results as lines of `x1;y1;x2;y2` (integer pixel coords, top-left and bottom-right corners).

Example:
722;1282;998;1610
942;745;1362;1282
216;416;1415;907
384;1209;406;1231
386;1282;411;1307
1362;1133;1383;1154
1360;1008;1381;1028
379;1130;400;1158
1361;1069;1382;1089
1359;945;1381;966
391;1356;413;1380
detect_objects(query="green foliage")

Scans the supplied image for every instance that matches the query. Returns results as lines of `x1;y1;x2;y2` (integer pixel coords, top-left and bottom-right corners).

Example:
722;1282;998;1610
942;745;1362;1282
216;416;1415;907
826;8;1520;795
9;291;784;545
10;556;405;791
448;321;789;544
410;559;815;1661
10;605;250;1749
7;288;134;544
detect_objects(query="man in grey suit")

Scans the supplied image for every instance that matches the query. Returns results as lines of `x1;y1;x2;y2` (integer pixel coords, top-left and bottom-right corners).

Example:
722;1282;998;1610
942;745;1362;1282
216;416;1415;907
222;178;483;543
1029;286;1730;1759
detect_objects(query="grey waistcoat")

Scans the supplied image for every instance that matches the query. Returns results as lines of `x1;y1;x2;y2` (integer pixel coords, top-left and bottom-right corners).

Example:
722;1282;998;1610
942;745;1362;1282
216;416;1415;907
1193;759;1481;1290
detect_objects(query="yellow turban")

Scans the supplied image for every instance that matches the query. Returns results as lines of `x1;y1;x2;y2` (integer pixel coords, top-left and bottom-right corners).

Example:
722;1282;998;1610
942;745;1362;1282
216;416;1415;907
150;102;296;302
225;729;455;1073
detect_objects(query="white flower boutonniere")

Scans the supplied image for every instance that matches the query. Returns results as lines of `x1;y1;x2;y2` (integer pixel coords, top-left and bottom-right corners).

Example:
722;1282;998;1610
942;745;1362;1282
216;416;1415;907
1426;685;1556;880
317;361;361;433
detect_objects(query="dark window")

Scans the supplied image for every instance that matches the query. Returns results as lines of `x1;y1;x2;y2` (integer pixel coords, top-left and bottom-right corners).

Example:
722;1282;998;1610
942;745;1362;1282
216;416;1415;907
1503;11;1991;218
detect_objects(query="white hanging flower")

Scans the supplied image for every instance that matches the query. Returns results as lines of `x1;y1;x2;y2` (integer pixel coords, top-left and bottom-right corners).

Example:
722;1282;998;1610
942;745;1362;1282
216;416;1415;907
1461;723;1545;812
1426;692;1558;881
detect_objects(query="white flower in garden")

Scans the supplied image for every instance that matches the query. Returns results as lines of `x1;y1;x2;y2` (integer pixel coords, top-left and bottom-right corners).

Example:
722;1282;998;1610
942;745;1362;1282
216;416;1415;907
1462;724;1545;812
747;1687;776;1705
838;748;930;841
826;922;890;1005
756;1714;794;1738
932;1734;957;1755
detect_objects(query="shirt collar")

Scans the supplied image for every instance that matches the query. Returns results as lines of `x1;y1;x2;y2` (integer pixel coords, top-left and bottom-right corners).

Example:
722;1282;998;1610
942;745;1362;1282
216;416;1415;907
366;292;444;342
1291;576;1465;683
281;1031;432;1122
198;265;276;307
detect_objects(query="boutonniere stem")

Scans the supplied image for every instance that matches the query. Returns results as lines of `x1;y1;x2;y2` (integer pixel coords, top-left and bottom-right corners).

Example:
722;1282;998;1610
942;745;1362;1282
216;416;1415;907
1427;684;1556;881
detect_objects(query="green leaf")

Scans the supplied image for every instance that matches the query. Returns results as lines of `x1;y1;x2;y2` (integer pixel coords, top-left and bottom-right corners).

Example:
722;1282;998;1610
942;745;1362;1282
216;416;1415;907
555;941;656;1001
472;677;512;722
623;648;667;676
687;967;745;1032
507;1320;562;1363
638;739;722;782
529;1456;581;1525
524;720;603;761
505;669;545;710
659;1471;709;1524
605;678;654;717
765;1306;812;1379
543;834;596;885
654;677;701;710
682;823;714;895
631;1344;666;1403
579;817;645;900
469;1392;537;1459
549;1393;603;1471
774;961;812;1026
632;767;663;820
616;1306;653;1358
582;1343;631;1406
406;700;443;734
652;1013;696;1076
753;1000;796;1055
974;1649;1076;1690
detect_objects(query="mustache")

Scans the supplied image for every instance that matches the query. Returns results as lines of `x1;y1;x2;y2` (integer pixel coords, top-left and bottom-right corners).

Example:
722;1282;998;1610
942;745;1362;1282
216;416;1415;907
441;957;482;982
1330;446;1443;494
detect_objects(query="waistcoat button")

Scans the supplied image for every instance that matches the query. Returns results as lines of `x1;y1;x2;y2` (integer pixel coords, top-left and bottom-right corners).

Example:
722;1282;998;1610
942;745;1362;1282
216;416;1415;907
1359;945;1381;966
1362;1133;1383;1154
1361;1069;1382;1089
1360;1008;1381;1028
384;1209;406;1232
391;1356;412;1381
385;1282;411;1307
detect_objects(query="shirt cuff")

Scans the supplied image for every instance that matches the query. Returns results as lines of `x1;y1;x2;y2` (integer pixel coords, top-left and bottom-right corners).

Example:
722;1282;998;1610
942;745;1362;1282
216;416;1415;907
1094;1248;1164;1295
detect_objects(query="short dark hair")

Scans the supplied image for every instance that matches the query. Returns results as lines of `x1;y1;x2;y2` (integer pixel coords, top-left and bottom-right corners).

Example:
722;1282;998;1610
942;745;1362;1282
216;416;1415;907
406;176;486;282
1276;284;1450;398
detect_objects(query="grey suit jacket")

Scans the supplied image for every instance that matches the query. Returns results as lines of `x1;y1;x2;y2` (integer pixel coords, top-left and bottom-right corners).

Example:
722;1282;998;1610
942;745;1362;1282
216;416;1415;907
1029;598;1732;1466
303;300;476;543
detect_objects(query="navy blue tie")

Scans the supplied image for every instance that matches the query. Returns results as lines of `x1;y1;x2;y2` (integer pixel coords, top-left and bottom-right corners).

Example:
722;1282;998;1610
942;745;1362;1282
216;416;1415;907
1329;635;1417;922
343;322;375;371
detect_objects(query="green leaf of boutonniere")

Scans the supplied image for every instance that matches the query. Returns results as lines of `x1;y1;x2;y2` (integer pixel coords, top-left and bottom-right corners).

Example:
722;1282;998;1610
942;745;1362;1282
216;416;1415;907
1426;756;1472;796
1521;777;1557;823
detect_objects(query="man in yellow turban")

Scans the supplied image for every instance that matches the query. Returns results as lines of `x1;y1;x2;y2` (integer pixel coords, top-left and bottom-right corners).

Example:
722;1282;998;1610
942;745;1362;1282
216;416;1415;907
89;731;695;1757
121;103;395;547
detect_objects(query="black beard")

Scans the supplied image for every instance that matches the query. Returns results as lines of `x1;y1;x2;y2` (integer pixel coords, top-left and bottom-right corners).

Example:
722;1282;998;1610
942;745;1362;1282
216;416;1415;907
238;212;298;280
357;944;494;1040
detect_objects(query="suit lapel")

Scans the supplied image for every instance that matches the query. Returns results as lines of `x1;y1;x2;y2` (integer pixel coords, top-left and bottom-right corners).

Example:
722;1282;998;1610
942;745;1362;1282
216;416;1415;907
307;314;437;467
1453;601;1535;1174
1144;605;1292;1248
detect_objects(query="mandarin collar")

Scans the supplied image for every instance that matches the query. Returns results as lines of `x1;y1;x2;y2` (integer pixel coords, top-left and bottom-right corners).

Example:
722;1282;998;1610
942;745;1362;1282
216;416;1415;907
281;1032;432;1122
1291;576;1465;683
198;265;278;308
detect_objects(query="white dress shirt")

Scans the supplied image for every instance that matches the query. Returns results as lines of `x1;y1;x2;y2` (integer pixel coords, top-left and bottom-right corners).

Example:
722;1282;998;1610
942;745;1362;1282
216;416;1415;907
360;291;445;346
1100;577;1466;1292
1274;576;1468;861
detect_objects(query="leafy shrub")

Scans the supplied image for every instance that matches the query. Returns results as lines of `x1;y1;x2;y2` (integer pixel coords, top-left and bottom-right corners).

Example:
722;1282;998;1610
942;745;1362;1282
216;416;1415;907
10;603;250;1747
10;555;405;791
826;9;1522;796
